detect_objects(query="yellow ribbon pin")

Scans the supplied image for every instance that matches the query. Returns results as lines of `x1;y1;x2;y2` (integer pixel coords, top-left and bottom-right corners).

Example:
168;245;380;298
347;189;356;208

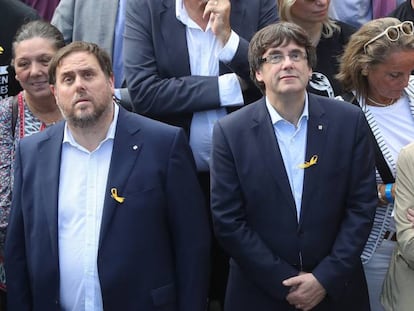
0;46;3;55
298;155;318;169
111;188;125;203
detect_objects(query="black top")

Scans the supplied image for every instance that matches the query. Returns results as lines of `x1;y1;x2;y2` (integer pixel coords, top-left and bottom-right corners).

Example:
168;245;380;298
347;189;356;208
389;0;414;22
308;21;356;98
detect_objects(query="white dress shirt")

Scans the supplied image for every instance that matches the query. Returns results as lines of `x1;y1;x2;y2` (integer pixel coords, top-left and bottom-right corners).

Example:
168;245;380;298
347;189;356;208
58;104;119;311
176;0;244;171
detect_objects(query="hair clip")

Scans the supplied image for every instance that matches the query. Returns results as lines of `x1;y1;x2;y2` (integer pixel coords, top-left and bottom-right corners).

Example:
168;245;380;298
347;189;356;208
111;188;125;203
298;155;318;169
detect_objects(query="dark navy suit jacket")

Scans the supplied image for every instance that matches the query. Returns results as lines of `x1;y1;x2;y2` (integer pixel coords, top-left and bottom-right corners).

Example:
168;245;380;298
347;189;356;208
123;0;278;133
211;94;377;310
5;107;211;311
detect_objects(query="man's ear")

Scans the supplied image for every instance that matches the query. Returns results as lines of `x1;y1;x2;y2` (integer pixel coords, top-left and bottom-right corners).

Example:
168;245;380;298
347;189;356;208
109;73;115;93
50;84;56;96
255;70;263;83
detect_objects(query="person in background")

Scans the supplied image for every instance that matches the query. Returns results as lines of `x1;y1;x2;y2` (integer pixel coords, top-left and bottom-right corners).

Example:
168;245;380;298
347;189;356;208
0;20;64;310
5;41;211;310
51;0;131;109
0;0;39;100
328;0;372;29
389;0;414;21
381;142;414;311
329;0;405;29
278;0;355;98
123;0;278;309
21;0;60;21
336;17;414;311
210;21;376;311
372;0;404;19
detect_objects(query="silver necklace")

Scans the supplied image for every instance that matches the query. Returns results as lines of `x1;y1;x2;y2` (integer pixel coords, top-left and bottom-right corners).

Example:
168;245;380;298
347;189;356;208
367;96;394;107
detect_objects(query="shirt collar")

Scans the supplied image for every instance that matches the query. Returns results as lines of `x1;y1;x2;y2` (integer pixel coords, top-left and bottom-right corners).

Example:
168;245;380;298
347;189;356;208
176;0;210;29
176;0;186;23
265;93;309;126
63;102;119;152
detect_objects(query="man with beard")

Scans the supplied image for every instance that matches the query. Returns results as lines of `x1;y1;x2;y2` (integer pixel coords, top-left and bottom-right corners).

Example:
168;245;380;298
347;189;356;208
5;41;211;311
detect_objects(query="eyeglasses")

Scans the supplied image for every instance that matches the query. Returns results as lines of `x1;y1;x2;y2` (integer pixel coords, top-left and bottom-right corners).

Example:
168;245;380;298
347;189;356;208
259;51;307;65
363;21;414;54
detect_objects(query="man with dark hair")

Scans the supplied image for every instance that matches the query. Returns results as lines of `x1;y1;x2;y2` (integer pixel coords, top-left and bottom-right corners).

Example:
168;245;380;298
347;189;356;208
6;41;211;310
210;22;377;311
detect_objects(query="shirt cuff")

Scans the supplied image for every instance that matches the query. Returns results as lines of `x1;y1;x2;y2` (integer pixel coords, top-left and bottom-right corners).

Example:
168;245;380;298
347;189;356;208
218;30;239;64
218;73;244;107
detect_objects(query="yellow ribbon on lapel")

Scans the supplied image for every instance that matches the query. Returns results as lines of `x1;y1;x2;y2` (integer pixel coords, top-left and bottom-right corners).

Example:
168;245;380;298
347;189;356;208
0;46;3;54
111;188;125;203
298;155;318;169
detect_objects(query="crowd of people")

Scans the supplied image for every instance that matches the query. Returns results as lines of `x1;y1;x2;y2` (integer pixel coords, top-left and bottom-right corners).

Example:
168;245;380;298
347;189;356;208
1;0;414;311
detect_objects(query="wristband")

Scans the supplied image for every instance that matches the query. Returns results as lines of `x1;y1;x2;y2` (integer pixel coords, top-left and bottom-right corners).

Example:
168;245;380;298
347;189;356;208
385;183;394;203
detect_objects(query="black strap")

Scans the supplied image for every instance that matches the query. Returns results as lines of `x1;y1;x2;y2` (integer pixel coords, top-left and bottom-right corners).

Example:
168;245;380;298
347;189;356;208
11;96;18;139
342;92;395;183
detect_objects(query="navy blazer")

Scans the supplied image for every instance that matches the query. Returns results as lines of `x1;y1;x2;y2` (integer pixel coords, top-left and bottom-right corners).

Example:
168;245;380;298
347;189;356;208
211;94;377;310
123;0;278;133
5;107;211;311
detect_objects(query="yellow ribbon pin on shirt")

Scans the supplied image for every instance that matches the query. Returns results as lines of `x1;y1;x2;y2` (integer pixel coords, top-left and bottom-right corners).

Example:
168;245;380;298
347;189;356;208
111;188;125;203
298;155;318;169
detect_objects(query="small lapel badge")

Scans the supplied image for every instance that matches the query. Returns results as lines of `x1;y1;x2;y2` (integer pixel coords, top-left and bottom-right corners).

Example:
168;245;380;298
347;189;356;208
111;188;125;203
298;155;318;169
132;145;138;150
318;125;323;130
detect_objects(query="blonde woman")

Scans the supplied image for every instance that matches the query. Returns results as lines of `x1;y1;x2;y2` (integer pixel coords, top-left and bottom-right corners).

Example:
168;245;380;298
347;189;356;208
278;0;355;98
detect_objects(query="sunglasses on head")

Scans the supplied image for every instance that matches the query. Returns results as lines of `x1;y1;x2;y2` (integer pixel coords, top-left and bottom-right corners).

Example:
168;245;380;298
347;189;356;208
363;21;414;54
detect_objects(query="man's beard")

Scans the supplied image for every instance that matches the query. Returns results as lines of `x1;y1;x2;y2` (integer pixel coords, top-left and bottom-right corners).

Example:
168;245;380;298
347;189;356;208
65;100;111;129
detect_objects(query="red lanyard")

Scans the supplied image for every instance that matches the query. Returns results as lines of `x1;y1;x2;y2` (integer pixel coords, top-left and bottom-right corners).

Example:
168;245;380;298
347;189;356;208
17;92;46;139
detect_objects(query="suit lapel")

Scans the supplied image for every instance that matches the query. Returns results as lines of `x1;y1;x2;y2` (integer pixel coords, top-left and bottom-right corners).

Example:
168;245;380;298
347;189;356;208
39;122;65;259
98;109;142;246
228;0;245;35
300;95;328;222
160;0;191;76
252;100;297;216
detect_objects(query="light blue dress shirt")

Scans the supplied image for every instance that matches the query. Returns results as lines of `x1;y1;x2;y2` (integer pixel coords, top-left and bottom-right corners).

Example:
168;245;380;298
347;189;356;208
329;0;372;28
113;0;126;88
266;95;309;221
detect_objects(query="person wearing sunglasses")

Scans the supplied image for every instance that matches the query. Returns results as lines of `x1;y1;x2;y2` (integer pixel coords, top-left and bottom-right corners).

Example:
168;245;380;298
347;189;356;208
337;17;414;311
